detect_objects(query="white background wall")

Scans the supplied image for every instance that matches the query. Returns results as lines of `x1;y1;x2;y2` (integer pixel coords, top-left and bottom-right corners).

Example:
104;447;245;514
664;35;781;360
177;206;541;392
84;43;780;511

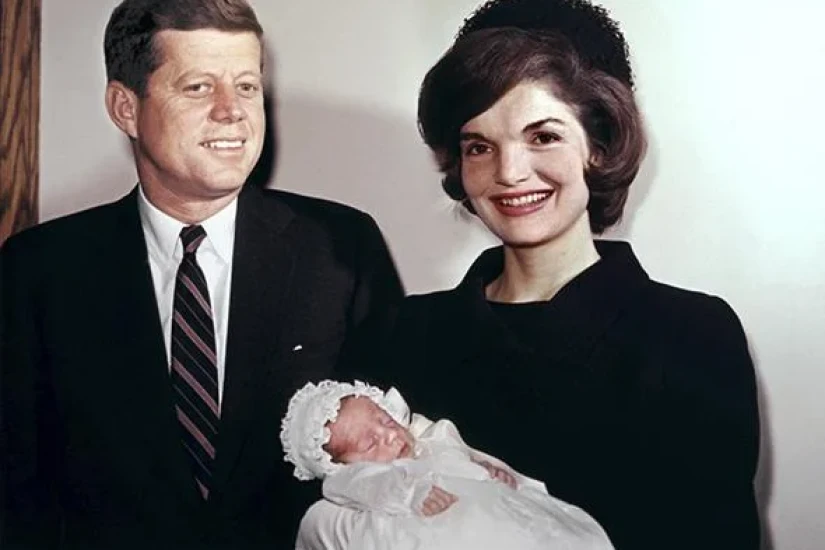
41;1;825;548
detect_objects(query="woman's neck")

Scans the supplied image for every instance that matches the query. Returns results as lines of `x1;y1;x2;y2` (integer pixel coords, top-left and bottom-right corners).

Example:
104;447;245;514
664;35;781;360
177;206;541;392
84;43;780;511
486;214;600;303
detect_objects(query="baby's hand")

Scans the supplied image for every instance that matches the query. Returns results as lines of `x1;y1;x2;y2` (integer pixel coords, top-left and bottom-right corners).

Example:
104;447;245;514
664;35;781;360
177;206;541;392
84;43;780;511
474;459;518;489
420;485;458;517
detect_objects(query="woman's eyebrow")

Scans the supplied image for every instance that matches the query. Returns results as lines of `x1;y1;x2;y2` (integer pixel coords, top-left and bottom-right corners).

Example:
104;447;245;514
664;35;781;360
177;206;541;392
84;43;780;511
459;130;487;142
523;117;565;133
460;117;566;142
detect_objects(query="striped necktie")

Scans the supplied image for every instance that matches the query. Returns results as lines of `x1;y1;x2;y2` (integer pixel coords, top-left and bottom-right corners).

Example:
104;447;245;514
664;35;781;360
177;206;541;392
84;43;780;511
170;225;220;499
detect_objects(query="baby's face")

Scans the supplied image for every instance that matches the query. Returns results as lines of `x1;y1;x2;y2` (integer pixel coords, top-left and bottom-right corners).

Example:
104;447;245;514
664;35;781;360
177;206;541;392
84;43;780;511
326;396;415;464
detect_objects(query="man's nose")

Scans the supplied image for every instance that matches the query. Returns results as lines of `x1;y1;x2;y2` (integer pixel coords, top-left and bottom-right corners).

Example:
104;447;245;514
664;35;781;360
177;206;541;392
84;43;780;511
210;84;245;123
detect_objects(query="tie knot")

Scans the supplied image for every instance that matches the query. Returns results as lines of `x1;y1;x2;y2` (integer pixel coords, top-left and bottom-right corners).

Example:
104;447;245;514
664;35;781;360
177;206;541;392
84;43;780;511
180;225;206;255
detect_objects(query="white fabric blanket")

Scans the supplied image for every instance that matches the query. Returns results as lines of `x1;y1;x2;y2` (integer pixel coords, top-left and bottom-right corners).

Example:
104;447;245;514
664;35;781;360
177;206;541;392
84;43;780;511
296;414;613;550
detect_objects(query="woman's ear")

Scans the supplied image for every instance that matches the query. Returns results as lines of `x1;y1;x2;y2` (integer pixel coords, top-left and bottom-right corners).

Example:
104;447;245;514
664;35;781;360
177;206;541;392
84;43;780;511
588;146;604;169
105;81;139;139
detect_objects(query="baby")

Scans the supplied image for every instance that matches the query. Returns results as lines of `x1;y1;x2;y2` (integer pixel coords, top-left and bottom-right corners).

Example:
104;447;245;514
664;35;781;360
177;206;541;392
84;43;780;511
280;380;614;550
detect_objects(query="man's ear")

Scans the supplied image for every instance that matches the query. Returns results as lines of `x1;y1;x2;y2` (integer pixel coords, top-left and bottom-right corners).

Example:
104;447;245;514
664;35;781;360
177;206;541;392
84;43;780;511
105;81;139;139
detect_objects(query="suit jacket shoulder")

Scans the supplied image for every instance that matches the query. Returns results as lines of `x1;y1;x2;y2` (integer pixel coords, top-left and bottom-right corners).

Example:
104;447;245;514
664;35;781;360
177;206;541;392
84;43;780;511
1;196;125;262
261;188;378;234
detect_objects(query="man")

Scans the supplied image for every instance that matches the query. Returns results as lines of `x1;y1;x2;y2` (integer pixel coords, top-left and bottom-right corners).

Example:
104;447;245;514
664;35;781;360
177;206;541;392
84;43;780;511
0;0;403;548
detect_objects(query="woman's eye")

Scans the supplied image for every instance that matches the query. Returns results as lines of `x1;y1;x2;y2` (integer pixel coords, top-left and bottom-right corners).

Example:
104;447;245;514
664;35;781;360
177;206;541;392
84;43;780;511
532;131;560;145
463;143;490;157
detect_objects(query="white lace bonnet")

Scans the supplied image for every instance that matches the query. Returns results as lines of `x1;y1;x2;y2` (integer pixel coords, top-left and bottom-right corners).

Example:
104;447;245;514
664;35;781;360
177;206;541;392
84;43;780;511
280;380;409;481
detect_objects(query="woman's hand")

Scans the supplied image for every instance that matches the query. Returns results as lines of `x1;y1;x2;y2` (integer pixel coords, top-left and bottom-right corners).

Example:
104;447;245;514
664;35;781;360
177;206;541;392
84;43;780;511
420;485;458;516
474;459;518;489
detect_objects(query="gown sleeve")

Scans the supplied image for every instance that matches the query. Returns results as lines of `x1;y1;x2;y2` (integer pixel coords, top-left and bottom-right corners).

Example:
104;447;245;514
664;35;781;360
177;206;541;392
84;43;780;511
322;461;435;516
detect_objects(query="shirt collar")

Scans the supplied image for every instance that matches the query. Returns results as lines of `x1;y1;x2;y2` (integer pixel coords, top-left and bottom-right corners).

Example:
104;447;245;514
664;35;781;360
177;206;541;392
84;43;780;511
137;185;237;263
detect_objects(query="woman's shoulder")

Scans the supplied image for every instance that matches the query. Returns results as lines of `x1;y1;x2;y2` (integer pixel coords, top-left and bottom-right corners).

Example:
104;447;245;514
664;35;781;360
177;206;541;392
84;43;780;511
629;279;755;391
639;279;745;335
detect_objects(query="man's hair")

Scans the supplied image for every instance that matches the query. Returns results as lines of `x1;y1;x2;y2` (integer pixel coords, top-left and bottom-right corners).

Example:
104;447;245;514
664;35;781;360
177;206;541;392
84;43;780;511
417;28;646;234
104;0;264;97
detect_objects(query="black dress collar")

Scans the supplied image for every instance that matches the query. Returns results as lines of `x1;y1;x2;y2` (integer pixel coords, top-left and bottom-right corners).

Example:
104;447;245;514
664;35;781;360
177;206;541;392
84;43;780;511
452;240;651;364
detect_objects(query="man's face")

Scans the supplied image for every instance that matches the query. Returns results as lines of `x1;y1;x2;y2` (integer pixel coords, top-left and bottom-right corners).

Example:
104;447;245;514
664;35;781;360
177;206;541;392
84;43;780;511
130;29;265;208
326;397;416;465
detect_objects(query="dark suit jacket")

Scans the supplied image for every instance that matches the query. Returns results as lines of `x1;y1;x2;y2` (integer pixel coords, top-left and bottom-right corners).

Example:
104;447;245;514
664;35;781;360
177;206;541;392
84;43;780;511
353;240;760;550
0;185;403;549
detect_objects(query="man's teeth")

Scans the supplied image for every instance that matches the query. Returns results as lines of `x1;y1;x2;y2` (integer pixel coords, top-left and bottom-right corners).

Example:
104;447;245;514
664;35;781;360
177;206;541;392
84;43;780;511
498;192;549;207
203;140;244;149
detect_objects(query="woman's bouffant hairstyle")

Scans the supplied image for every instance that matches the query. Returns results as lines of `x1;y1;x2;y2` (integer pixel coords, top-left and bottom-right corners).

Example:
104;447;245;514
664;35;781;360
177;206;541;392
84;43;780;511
417;28;646;234
458;0;635;90
104;0;264;97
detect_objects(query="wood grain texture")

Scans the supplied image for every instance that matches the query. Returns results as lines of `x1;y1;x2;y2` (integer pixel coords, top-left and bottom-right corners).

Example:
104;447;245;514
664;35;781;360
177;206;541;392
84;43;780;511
0;0;40;246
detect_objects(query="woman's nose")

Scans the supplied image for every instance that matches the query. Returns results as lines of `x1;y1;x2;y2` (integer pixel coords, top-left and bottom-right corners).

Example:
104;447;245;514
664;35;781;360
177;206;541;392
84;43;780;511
495;145;530;186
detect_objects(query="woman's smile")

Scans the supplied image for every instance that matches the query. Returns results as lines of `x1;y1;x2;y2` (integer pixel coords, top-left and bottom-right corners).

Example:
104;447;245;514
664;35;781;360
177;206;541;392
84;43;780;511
490;190;554;216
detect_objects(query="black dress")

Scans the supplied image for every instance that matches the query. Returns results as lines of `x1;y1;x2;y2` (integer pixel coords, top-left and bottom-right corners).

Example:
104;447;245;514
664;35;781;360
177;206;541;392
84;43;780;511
355;240;760;550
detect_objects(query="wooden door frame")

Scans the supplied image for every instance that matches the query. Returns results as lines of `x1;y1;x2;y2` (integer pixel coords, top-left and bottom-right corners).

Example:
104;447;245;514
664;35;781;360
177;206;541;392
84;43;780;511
0;0;40;246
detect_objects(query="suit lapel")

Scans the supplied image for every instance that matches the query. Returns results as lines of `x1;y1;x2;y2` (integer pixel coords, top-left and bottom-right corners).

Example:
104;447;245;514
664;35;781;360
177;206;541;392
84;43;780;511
210;186;296;496
104;188;203;509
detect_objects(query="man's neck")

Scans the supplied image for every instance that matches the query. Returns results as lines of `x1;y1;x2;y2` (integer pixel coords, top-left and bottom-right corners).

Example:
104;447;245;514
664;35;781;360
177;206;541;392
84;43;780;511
140;183;241;225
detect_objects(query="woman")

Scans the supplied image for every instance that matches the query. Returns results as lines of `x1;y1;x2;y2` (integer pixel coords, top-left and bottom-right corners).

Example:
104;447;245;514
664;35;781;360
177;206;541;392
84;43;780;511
356;1;761;548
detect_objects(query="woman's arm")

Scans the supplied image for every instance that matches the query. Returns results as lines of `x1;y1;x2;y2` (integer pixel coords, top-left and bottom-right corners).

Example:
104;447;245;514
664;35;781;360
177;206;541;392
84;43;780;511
654;296;761;548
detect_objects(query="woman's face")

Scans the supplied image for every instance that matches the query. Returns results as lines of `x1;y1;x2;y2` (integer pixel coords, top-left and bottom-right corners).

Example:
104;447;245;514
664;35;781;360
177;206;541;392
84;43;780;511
459;80;592;248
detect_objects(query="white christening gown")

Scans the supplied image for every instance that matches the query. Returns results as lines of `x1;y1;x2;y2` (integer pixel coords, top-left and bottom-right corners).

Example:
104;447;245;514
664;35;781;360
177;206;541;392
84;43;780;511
298;415;613;550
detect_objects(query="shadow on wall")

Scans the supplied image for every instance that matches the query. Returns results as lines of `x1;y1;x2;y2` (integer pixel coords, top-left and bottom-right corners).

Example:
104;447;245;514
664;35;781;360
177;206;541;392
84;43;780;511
45;139;136;223
255;90;495;293
754;353;775;550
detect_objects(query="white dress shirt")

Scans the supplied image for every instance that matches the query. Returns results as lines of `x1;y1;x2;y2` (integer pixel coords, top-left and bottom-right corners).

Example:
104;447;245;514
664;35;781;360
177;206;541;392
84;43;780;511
138;186;236;406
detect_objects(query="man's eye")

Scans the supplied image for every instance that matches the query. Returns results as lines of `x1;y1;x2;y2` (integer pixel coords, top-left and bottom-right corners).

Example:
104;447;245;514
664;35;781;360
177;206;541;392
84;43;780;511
183;83;209;94
238;82;260;93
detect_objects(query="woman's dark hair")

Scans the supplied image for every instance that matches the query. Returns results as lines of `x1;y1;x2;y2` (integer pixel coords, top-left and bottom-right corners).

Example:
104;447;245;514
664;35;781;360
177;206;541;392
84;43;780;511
104;0;264;97
417;28;646;234
458;0;635;89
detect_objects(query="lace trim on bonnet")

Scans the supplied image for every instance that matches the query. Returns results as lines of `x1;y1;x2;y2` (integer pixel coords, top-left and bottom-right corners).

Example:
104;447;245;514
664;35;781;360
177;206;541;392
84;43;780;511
280;380;409;481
